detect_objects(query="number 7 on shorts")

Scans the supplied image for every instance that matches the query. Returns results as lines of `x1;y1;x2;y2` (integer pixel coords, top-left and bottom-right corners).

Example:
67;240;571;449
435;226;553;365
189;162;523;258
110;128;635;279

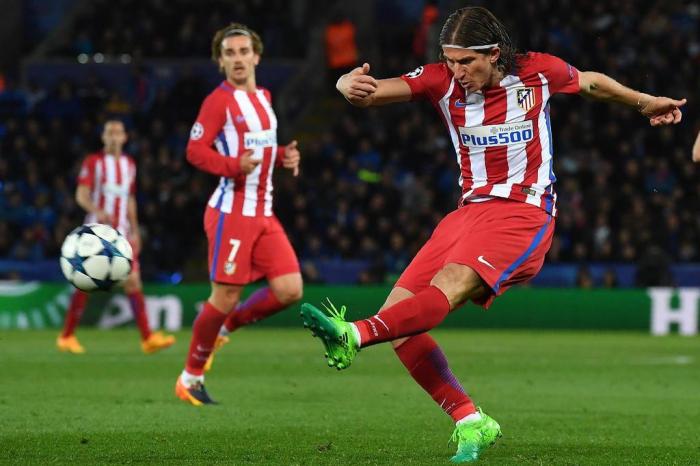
227;239;241;263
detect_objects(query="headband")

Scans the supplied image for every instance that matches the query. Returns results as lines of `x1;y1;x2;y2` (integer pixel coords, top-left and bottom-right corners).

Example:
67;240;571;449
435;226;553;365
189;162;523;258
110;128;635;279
442;43;498;50
223;28;251;38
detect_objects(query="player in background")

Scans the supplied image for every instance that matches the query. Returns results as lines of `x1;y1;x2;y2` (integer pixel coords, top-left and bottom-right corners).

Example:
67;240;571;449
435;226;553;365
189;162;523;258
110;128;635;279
692;130;700;162
57;120;176;354
300;6;686;463
175;23;302;406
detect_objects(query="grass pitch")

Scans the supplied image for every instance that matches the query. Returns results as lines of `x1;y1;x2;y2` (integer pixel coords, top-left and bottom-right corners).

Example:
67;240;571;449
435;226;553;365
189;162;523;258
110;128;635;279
2;328;699;465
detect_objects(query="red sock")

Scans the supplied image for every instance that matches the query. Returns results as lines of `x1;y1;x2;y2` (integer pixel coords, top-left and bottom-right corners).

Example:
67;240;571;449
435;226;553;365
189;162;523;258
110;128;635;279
61;290;89;337
128;291;152;340
395;333;476;422
354;286;450;347
185;302;228;375
223;287;285;332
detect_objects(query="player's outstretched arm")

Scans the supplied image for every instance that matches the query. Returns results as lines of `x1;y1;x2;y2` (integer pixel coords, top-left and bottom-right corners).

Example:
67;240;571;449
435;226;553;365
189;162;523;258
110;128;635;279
336;63;412;107
578;71;686;126
692;131;700;163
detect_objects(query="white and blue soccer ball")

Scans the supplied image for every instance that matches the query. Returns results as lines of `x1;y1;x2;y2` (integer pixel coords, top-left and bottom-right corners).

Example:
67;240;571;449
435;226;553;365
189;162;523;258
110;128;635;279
60;223;133;291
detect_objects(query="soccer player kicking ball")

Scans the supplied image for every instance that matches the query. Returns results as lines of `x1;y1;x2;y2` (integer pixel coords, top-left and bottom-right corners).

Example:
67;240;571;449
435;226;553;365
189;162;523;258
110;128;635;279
300;6;686;463
57;120;176;354
175;23;303;406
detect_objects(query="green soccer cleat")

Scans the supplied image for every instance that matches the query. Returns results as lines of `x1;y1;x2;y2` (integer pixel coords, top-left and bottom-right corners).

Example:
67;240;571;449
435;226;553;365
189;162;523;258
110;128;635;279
449;409;502;463
300;299;359;370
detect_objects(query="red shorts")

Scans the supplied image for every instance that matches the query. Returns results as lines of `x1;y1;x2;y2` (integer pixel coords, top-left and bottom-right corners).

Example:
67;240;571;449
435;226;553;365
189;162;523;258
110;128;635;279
204;206;300;285
396;198;555;308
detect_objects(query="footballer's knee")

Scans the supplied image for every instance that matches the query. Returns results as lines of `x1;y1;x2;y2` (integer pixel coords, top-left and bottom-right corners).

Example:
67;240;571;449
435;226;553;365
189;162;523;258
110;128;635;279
380;286;414;311
277;286;303;305
280;287;304;305
123;283;141;295
210;283;243;312
270;273;303;305
430;263;488;309
391;337;410;349
123;272;142;294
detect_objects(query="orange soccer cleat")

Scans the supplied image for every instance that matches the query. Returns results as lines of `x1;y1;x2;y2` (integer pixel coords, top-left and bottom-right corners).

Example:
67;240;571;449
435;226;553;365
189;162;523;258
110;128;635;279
141;331;176;354
175;376;217;406
56;334;86;354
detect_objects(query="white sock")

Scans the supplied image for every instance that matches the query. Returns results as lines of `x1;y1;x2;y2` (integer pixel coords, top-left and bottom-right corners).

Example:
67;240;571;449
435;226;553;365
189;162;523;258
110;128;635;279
350;323;362;347
181;370;204;387
456;411;482;425
219;326;230;337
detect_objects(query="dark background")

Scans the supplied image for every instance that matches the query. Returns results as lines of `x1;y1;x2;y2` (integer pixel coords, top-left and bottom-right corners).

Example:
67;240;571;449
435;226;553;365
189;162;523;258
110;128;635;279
1;0;698;287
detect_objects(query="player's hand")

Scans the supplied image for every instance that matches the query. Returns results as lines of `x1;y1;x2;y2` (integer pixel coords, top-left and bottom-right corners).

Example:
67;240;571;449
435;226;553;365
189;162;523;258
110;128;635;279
282;140;300;176
639;96;687;126
337;62;378;107
239;149;262;174
95;210;111;224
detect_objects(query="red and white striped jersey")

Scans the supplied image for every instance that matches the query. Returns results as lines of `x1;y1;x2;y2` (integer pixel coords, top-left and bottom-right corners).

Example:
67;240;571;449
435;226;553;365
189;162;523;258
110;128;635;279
187;81;281;217
77;152;136;235
401;52;580;215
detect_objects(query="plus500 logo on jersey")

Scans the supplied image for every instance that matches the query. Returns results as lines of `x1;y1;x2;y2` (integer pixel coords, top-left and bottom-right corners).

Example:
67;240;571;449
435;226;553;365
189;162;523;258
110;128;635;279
244;129;277;149
458;121;534;147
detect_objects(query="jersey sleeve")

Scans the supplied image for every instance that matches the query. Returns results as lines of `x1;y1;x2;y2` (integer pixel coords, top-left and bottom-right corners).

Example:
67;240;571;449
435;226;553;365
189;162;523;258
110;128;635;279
536;53;580;95
186;91;242;178
77;156;96;188
399;63;450;103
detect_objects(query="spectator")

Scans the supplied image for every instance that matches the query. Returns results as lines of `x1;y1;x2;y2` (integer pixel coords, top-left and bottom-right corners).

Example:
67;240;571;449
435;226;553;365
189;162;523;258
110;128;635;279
2;0;700;285
324;14;359;86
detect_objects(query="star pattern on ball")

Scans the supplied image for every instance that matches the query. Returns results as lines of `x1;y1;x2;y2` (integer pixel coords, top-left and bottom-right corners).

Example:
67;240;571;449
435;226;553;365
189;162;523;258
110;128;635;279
60;224;133;292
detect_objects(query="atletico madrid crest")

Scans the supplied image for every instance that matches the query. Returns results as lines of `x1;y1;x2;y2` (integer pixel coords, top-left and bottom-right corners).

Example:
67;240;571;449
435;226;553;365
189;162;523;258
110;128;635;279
516;87;535;112
224;261;236;275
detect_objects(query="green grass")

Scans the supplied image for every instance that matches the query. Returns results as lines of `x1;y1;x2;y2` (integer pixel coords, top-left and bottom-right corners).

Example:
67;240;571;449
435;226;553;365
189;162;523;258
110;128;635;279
2;329;699;465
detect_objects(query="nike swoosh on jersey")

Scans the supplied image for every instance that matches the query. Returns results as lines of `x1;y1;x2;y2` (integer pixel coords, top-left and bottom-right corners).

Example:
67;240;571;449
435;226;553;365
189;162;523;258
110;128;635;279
477;255;496;270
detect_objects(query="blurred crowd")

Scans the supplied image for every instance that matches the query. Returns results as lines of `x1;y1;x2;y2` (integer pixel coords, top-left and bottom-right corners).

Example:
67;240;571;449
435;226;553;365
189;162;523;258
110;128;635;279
1;0;699;284
0;74;212;279
52;0;315;59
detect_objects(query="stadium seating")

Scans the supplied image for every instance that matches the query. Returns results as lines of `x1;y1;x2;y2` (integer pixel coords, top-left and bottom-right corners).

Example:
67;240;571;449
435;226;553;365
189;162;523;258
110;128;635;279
1;0;699;286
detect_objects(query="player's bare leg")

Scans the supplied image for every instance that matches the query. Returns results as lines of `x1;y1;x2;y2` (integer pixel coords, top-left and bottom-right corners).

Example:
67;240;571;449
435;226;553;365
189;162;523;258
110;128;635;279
208;272;302;371
176;282;241;405
429;264;489;309
123;269;176;354
269;272;303;307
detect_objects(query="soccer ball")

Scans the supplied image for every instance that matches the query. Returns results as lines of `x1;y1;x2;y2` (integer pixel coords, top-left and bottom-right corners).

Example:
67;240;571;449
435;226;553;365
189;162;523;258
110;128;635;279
60;223;133;291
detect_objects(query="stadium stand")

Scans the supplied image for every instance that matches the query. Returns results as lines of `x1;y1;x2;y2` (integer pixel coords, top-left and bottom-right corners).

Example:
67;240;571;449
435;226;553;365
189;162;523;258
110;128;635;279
1;0;699;286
